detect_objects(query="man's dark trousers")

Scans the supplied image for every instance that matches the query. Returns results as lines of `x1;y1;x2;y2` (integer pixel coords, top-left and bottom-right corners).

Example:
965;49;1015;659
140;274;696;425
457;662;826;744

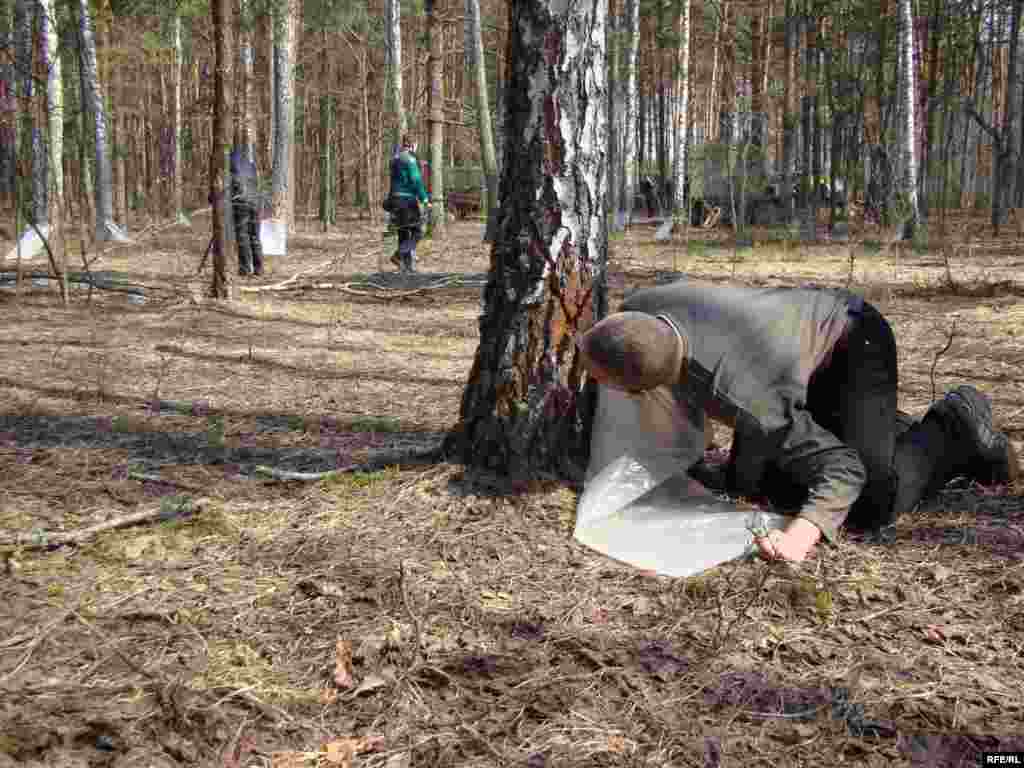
762;302;965;530
233;197;263;275
393;196;422;268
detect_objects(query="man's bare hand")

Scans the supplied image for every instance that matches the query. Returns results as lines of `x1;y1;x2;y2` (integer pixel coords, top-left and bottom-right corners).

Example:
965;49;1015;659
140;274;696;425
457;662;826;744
754;517;822;563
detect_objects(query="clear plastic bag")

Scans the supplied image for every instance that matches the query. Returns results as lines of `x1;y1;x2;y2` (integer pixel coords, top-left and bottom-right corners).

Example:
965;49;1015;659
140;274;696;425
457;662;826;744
574;385;786;578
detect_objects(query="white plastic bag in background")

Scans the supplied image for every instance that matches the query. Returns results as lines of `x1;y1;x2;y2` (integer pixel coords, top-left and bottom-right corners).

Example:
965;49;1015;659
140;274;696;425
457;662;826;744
574;384;786;578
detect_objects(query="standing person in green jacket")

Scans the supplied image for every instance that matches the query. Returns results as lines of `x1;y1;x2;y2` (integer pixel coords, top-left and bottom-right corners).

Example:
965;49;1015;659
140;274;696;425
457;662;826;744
388;135;431;273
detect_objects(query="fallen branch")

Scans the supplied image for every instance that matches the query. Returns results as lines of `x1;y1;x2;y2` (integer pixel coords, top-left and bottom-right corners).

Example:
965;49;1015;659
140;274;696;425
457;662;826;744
332;276;484;300
237;258;334;293
253;446;441;482
0;500;203;550
930;321;958;403
0;270;149;296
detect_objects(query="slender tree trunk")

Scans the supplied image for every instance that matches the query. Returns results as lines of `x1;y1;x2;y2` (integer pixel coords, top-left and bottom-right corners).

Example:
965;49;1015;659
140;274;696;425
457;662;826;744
76;0;124;241
671;0;690;223
386;0;407;142
427;0;446;230
360;48;373;216
606;0;618;227
318;31;336;230
466;0;499;241
782;0;796;222
40;0;66;302
271;0;297;231
111;28;128;232
621;0;638;226
920;0;940;218
897;0;920;238
446;0;609;478
210;0;233;297
169;15;186;223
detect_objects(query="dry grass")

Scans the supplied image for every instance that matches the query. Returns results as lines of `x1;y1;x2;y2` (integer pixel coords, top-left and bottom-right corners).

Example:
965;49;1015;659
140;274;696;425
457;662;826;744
1;209;1023;767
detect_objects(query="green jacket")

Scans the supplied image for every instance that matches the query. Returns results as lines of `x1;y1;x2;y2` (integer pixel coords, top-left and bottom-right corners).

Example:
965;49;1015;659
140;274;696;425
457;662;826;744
389;150;429;203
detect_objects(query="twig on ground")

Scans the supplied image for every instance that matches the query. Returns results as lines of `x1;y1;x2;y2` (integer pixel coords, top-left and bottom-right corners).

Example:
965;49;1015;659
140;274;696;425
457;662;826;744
127;471;205;493
930;321;958;403
0;501;203;550
399;560;423;655
253;446;440;483
458;722;508;765
237;259;334;293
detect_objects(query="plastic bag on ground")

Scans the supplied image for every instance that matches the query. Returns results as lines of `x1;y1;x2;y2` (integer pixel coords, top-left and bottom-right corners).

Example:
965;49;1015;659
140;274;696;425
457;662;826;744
574;385;786;578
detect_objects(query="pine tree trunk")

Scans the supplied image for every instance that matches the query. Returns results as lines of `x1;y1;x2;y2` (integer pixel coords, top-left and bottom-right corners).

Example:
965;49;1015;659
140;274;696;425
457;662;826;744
318;31;336;230
620;0;638;226
271;0;297;230
466;0;500;241
111;26;128;233
671;0;690;220
606;0;618;228
782;0;796;222
445;0;609;479
209;0;233;298
427;0;446;230
170;15;187;223
898;0;920;238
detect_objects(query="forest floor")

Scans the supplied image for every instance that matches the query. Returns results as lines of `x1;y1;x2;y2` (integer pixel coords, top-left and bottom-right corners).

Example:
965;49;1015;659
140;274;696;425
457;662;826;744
0;209;1023;768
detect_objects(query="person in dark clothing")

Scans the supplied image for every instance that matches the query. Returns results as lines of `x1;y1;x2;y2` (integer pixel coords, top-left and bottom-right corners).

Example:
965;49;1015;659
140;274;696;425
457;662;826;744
576;280;1018;564
230;149;263;276
387;135;430;273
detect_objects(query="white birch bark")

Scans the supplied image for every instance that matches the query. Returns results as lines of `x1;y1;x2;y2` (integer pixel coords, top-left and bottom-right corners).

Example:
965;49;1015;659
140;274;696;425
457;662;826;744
271;0;298;230
40;0;66;297
466;0;499;240
76;0;127;241
671;0;691;220
898;0;919;236
447;0;609;476
386;0;407;141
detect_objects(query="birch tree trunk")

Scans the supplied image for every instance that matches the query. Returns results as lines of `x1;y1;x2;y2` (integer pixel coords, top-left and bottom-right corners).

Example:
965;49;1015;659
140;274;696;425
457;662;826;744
466;0;500;241
40;0;67;302
76;0;125;241
897;0;919;238
210;0;233;298
620;0;638;227
427;0;446;231
445;0;609;478
671;0;690;223
386;0;407;142
236;0;257;162
271;0;298;231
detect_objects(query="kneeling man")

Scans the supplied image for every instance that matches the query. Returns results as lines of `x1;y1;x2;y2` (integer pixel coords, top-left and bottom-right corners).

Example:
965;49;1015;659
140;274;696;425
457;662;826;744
577;281;1018;563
